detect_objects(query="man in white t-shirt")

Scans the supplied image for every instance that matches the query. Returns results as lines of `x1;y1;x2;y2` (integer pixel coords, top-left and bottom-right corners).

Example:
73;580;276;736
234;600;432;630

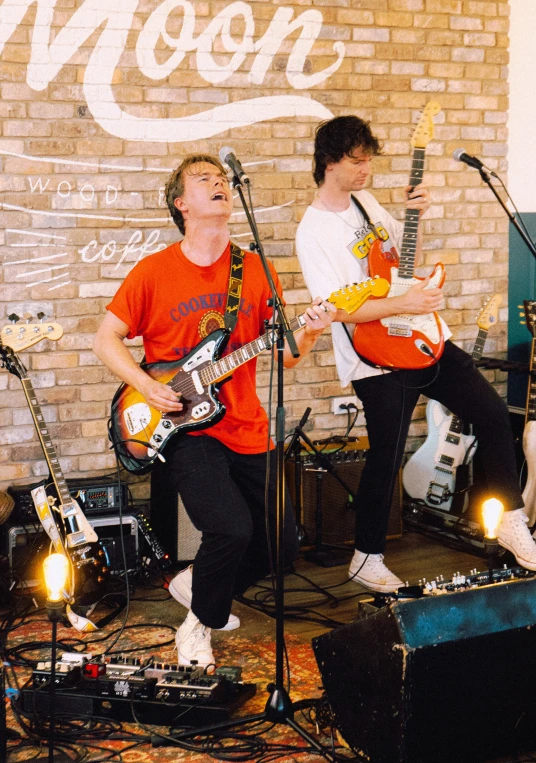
296;115;536;591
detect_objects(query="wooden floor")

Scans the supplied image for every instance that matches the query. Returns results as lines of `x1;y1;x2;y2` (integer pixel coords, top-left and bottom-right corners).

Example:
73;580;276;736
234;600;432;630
252;526;485;640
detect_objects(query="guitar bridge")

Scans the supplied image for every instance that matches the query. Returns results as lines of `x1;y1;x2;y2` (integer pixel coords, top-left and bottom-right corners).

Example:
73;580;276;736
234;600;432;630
426;481;451;506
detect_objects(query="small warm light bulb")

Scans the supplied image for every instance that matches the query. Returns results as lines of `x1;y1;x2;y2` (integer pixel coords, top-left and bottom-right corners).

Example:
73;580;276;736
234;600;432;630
43;553;69;602
482;498;504;539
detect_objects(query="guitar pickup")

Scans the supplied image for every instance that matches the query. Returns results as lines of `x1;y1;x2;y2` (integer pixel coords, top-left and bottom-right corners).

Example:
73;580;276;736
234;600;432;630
191;401;210;420
388;326;412;337
445;434;460;445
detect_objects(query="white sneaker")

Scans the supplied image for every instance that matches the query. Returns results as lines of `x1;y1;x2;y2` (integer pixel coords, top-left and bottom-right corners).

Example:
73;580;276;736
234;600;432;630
168;565;240;631
498;509;536;570
176;610;214;667
348;550;403;593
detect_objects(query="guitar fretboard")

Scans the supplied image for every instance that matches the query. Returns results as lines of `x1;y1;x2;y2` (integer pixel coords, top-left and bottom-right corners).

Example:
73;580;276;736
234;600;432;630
527;338;536;423
199;314;305;385
448;328;489;435
21;376;71;506
398;148;425;280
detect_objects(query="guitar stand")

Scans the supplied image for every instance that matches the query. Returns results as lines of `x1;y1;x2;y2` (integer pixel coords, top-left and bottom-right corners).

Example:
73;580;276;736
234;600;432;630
290;425;357;568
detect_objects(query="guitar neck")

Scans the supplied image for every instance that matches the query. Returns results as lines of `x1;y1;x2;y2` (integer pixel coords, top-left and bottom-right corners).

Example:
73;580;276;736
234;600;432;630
398;148;425;279
200;314;305;386
20;375;72;506
527;338;536;423
449;328;489;434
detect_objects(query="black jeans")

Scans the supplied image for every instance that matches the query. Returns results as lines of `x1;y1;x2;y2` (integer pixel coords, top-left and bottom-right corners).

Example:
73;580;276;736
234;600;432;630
161;434;298;629
352;341;524;555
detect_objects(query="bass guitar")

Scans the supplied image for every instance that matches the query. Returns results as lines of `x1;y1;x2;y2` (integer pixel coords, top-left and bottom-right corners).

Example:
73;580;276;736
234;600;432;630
353;100;445;369
109;277;390;475
0;316;109;629
522;301;536;527
402;294;502;510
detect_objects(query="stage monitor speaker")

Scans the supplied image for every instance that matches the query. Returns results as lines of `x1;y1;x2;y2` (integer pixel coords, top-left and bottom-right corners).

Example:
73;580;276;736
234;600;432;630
313;577;536;763
286;438;402;545
150;465;201;564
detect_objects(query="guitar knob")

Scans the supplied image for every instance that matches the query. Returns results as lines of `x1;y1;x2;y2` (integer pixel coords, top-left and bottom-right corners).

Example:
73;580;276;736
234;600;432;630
153;434;163;443
162;420;172;429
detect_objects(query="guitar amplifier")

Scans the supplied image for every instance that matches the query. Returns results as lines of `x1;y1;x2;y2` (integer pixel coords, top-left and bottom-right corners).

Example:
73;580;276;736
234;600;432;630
150;465;202;565
286;438;403;546
7;477;129;524
3;514;139;587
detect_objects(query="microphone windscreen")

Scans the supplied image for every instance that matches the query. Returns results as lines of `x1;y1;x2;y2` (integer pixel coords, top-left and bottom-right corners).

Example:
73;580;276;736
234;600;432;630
219;146;233;164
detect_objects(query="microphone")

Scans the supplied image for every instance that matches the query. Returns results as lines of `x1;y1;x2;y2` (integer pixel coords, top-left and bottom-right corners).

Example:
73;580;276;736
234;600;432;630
452;148;487;170
218;146;250;184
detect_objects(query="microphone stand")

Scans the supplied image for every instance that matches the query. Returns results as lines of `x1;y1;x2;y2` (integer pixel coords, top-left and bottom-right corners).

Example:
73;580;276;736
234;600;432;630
164;172;338;758
478;167;536;260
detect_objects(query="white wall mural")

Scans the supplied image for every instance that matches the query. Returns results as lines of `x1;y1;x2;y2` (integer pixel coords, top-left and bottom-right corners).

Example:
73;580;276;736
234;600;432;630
0;0;340;142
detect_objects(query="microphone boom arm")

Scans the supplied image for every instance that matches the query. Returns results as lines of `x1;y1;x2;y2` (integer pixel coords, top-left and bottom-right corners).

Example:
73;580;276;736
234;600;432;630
478;167;536;260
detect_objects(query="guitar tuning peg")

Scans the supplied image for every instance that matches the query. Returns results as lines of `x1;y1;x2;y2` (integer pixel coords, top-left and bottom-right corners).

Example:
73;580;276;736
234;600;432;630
8;313;19;324
23;312;32;323
37;312;46;321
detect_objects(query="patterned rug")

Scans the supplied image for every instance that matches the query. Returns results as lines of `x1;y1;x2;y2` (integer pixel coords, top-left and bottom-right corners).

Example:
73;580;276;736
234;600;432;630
5;605;334;762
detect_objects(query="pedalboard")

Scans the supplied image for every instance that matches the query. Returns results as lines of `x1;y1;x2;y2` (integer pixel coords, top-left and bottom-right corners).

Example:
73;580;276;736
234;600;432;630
357;565;536;617
23;654;255;727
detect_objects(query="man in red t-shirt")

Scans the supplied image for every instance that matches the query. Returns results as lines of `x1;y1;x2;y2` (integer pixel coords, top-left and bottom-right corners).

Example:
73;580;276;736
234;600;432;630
93;154;335;666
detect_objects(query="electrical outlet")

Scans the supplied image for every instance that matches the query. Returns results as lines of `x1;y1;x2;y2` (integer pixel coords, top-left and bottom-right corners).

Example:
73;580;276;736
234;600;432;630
331;396;357;415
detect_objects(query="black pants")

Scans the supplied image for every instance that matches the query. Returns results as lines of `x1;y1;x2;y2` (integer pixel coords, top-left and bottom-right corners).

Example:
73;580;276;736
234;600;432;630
161;434;298;629
352;341;524;555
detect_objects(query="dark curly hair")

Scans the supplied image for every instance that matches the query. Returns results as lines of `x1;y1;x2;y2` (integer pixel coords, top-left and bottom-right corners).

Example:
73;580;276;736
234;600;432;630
165;154;227;235
313;116;381;186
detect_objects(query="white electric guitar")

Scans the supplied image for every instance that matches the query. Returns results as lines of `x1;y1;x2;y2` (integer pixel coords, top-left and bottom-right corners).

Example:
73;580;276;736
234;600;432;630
522;301;536;527
403;294;502;510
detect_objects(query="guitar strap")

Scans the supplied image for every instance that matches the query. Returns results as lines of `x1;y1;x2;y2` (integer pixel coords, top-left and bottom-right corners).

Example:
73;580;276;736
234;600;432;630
351;194;383;243
224;243;245;333
342;196;383;366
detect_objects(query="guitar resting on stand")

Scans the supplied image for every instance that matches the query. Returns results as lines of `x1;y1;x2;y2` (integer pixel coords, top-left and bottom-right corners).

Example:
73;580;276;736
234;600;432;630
0;316;110;632
403;294;502;512
521;301;536;528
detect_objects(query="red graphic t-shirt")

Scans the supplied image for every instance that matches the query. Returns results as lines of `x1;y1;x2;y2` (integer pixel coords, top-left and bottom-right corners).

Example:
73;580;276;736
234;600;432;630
107;241;282;454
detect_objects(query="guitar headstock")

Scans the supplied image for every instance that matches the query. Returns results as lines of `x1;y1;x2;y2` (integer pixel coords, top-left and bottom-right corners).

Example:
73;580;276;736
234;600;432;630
328;276;390;314
411;101;441;150
524;300;536;338
1;318;63;352
477;293;502;331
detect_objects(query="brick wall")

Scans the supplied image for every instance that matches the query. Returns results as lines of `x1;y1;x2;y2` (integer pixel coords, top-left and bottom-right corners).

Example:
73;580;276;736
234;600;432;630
0;0;510;495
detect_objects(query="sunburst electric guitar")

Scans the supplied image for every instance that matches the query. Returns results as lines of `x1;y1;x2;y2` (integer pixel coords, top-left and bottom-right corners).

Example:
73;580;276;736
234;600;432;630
521;301;536;527
353;100;444;369
0;317;109;624
109;277;390;474
402;294;502;510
